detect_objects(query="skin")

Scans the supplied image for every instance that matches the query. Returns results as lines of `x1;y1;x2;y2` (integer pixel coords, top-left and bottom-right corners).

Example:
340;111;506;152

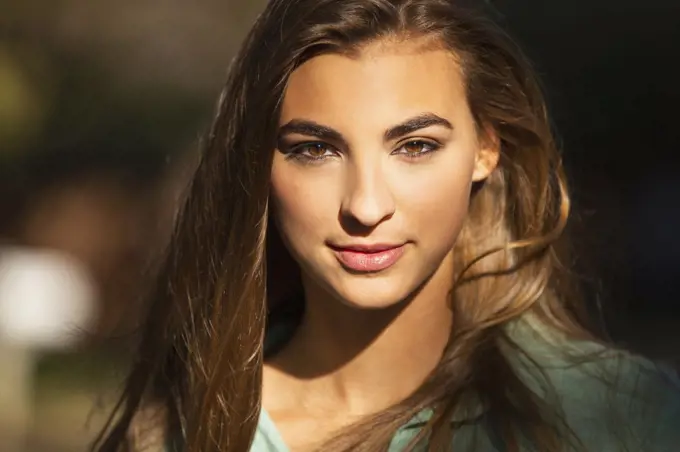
264;39;499;451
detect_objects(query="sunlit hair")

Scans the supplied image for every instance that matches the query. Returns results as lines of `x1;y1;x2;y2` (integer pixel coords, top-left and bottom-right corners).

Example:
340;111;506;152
93;1;603;451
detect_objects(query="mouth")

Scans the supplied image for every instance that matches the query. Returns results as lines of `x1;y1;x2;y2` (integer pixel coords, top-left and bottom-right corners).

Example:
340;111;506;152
328;243;406;273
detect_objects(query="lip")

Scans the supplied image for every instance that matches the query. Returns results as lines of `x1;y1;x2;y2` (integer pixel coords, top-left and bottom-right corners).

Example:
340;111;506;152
329;243;406;273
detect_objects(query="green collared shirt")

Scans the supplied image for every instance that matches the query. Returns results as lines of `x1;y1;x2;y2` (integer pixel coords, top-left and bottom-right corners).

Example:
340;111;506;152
249;319;680;451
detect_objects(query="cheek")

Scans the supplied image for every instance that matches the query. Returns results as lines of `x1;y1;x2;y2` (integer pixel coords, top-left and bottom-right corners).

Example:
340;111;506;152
270;164;333;245
396;155;476;246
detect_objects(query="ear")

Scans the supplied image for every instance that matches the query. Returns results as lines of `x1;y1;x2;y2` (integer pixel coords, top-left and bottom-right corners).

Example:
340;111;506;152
472;127;500;182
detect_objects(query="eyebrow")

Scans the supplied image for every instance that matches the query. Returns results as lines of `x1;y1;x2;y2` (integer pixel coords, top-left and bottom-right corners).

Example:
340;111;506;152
277;112;453;147
383;113;453;141
277;120;346;147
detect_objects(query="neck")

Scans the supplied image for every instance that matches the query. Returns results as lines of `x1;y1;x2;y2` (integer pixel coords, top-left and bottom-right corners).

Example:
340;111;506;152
268;252;454;416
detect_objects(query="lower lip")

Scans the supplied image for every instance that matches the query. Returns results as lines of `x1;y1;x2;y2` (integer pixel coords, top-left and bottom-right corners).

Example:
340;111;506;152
333;246;405;273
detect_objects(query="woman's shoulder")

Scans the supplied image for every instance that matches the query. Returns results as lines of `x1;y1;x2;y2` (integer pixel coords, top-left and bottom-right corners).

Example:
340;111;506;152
549;343;680;413
558;347;679;450
511;322;680;450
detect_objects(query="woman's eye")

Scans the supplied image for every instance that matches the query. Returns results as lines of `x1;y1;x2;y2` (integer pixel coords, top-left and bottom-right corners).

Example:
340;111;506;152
394;140;441;158
289;142;336;161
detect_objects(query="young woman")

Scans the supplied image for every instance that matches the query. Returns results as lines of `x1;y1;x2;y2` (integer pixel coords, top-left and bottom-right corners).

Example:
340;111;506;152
93;0;680;451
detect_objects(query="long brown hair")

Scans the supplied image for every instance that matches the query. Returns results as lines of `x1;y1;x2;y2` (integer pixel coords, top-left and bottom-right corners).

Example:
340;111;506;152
93;1;601;451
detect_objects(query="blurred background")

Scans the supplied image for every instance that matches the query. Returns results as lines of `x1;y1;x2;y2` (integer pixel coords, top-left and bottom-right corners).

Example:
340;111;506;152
0;1;678;450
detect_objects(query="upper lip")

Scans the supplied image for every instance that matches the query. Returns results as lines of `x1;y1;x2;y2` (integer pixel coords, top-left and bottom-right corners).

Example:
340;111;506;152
328;243;404;253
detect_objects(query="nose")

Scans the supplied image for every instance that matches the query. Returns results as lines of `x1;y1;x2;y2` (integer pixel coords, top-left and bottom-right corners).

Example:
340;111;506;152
340;159;395;229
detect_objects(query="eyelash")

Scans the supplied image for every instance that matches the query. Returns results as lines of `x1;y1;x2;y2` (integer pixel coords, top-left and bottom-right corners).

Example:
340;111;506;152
285;139;442;163
396;140;441;159
286;142;334;163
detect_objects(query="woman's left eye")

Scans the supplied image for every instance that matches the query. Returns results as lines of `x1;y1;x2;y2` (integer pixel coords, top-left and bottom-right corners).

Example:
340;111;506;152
393;140;441;158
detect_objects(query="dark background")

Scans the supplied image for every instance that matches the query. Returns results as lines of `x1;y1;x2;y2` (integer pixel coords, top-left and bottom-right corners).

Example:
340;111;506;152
492;0;680;355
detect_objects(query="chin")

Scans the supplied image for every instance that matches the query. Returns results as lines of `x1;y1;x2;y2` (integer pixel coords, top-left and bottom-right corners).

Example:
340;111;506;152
328;273;421;310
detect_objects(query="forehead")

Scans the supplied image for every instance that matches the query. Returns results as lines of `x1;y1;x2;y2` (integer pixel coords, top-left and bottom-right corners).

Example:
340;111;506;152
280;41;467;128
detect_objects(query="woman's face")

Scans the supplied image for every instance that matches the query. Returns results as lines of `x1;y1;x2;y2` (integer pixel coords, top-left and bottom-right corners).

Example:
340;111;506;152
271;40;498;309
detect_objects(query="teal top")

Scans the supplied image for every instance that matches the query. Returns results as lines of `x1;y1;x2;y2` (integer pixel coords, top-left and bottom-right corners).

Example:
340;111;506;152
250;360;680;451
168;317;680;451
248;318;680;451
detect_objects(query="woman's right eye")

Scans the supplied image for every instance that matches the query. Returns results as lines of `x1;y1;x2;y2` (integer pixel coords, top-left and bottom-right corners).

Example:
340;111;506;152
288;142;336;162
